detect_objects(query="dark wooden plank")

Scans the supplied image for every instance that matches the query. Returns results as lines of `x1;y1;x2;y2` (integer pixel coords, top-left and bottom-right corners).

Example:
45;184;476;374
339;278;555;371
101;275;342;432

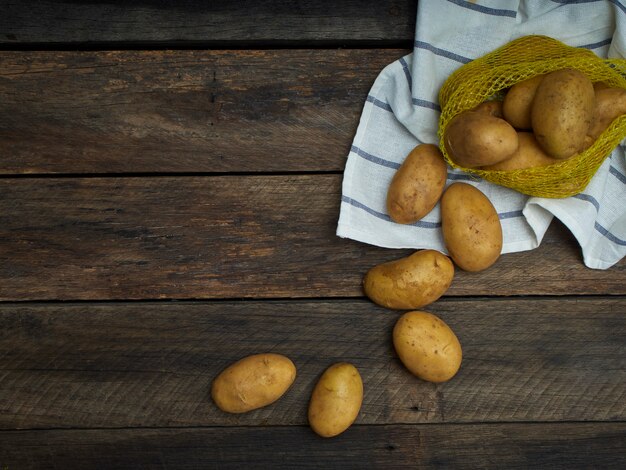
1;1;417;46
0;49;406;174
0;176;624;301
1;298;624;429
0;423;624;469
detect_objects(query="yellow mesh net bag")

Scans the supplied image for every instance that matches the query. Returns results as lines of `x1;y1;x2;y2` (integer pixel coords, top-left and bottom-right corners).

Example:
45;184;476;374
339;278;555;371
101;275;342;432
438;35;626;198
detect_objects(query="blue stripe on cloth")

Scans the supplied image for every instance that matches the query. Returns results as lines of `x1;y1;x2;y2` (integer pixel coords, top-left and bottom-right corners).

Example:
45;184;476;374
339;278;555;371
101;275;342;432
446;0;517;17
595;222;626;246
609;165;626;184
561;190;626;246
351;145;480;181
350;145;400;169
447;172;479;181
573;193;601;211
399;57;413;93
414;40;473;64
342;195;526;227
556;192;626;245
341;195;441;228
551;0;608;4
569;192;626;246
366;95;393;112
499;210;524;220
611;0;626;14
578;38;613;49
412;98;442;112
552;0;625;12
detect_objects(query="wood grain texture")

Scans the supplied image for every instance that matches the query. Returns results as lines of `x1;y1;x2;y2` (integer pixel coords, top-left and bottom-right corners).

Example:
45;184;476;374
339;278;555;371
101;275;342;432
0;424;625;469
2;3;623;467
0;176;624;301
0;49;406;174
1;298;624;429
0;0;417;45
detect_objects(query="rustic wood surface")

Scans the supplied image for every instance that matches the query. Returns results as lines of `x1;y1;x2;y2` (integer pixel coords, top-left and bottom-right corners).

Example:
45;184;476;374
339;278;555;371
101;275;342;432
1;424;625;469
0;1;417;46
0;50;406;174
1;176;624;301
1;1;625;468
1;298;624;429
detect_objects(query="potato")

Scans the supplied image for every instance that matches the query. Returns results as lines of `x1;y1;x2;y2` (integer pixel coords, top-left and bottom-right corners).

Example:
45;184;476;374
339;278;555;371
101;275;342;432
211;353;296;413
393;310;462;383
593;81;612;92
472;100;504;119
531;68;595;159
363;249;454;310
502;74;545;129
441;183;502;272
308;362;363;438
444;110;519;168
481;132;558;171
387;144;447;224
586;86;626;141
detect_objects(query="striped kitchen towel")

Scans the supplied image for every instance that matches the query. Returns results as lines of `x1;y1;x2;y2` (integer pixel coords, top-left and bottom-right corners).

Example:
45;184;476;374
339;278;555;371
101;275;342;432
337;0;626;269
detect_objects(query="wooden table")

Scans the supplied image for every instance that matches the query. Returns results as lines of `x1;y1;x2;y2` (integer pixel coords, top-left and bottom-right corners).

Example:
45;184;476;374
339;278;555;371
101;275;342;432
1;2;625;468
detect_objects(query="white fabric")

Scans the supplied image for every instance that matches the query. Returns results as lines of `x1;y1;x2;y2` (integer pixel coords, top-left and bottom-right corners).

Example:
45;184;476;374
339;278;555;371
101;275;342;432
337;0;626;269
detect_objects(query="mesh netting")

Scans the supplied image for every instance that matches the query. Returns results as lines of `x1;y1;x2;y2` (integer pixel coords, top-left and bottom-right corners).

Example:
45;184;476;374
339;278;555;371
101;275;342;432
437;35;626;198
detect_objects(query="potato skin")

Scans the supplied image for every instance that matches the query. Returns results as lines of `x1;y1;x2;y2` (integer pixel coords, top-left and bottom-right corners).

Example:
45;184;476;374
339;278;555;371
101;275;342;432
387;144;447;224
586;87;626;141
211;353;296;413
441;183;502;272
502;74;545;129
472;100;504;119
531;68;594;159
481;132;557;171
393;311;462;383
593;81;612;92
308;362;363;438
444;111;519;168
363;250;454;310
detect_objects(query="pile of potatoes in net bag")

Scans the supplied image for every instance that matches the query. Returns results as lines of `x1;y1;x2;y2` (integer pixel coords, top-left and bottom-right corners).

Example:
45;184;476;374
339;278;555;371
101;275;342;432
444;69;626;172
438;35;626;198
